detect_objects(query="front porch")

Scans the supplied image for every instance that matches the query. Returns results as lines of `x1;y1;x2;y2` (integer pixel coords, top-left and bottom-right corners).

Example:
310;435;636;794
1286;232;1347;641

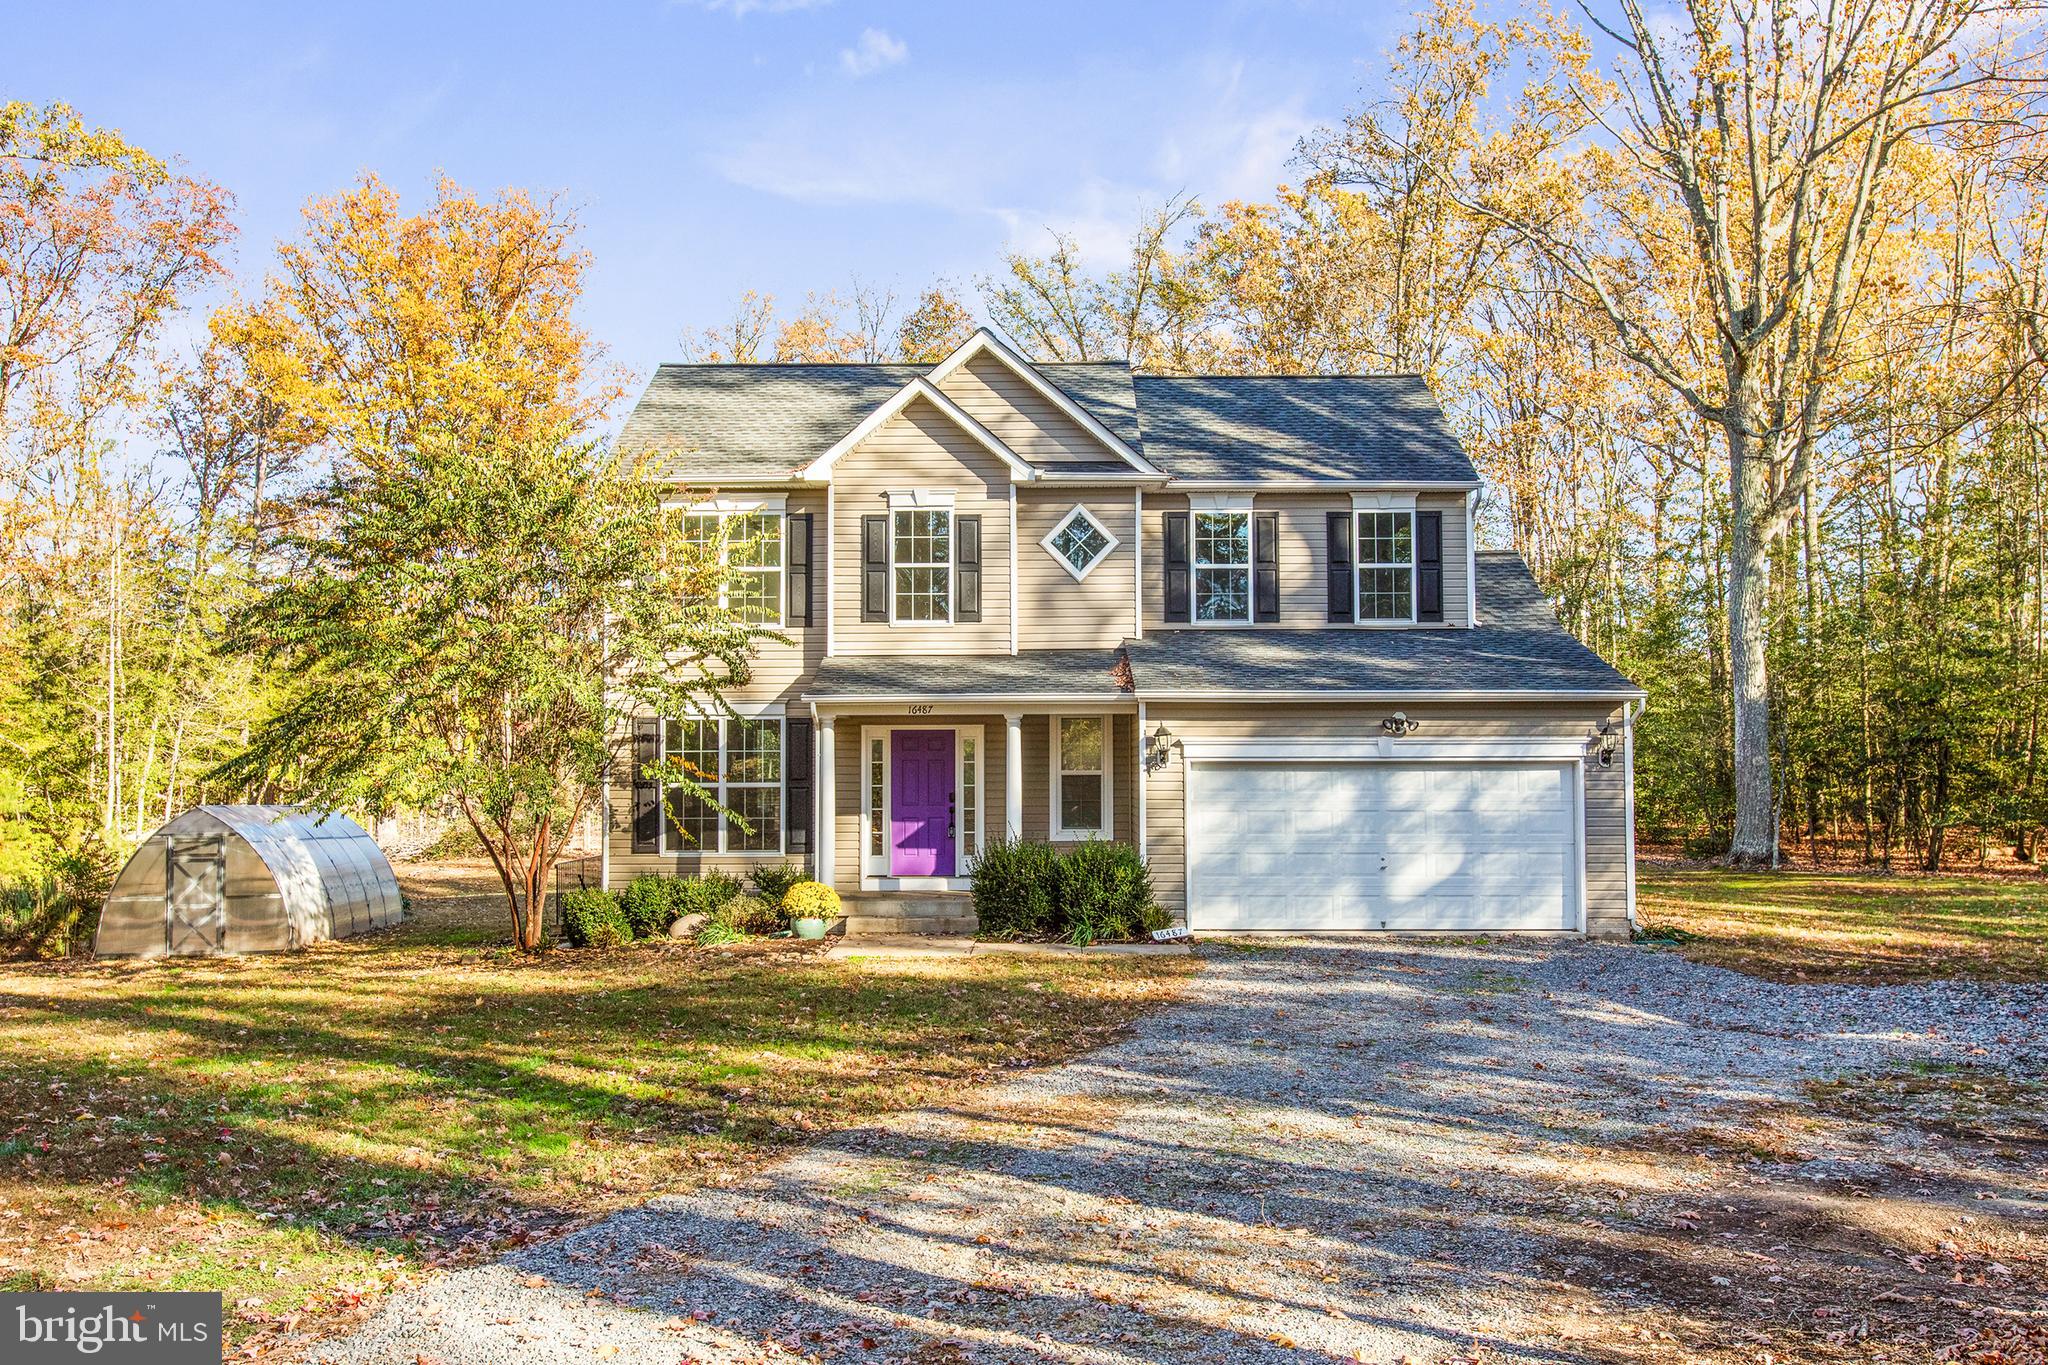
812;706;1142;895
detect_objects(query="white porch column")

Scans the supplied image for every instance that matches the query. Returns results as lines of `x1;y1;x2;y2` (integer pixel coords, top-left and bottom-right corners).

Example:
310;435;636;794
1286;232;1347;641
1003;712;1024;840
815;714;836;889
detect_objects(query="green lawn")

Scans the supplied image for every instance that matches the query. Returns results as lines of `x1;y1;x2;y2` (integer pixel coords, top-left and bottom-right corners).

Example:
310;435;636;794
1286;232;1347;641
0;905;1191;1357
1638;866;2048;982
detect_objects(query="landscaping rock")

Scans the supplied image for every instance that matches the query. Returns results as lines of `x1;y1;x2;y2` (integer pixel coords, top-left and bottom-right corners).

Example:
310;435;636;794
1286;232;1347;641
666;913;706;939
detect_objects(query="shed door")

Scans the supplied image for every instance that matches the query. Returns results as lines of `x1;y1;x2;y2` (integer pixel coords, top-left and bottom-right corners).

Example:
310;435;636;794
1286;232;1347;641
1187;761;1578;932
166;836;227;955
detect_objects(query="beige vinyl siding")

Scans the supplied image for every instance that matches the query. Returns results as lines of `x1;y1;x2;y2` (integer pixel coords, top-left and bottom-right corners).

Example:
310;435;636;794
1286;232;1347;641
831;715;1011;887
1581;705;1631;936
934;352;1118;464
607;761;811;886
1014;492;1138;650
1020;713;1138;847
725;487;826;704
1144;490;1471;631
1140;701;1630;935
830;397;1012;656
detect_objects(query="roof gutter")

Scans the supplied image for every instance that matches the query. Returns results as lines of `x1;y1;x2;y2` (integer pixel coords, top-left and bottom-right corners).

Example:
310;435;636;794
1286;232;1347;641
1134;686;1649;703
1164;479;1484;492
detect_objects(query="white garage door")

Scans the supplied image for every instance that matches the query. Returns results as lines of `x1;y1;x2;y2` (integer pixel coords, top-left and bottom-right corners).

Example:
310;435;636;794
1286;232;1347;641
1187;761;1578;932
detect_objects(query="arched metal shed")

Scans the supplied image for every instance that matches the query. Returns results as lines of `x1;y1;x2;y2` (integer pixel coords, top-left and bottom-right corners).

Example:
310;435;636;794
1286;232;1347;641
96;805;404;958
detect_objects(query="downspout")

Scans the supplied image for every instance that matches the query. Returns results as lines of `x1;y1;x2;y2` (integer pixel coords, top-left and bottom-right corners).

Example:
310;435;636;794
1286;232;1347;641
1133;487;1144;640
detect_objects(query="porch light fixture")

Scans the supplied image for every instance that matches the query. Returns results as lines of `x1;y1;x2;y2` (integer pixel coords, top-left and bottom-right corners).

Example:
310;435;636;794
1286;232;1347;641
1146;722;1179;772
1381;712;1419;736
1593;721;1618;768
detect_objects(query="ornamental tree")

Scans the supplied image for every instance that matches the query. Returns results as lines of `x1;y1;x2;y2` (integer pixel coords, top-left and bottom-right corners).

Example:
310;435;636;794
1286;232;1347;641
217;426;767;950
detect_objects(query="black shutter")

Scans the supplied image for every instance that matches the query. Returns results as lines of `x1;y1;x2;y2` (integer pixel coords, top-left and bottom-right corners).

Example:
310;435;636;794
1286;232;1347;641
784;718;814;858
631;716;661;853
955;515;981;622
1253;511;1280;623
785;513;812;627
861;514;889;622
1416;510;1443;622
1164;512;1191;622
1326;511;1353;622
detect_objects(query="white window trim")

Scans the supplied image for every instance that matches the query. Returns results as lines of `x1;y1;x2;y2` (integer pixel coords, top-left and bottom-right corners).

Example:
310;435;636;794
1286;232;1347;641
1049;714;1115;841
858;723;986;890
657;712;788;858
1354;507;1417;626
673;503;786;629
1039;504;1120;582
1189;508;1253;627
887;498;955;627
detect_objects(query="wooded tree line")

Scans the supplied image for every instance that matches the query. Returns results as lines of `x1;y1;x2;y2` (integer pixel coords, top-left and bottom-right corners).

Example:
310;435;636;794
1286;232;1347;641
708;0;2047;870
1;113;753;941
4;0;2044;912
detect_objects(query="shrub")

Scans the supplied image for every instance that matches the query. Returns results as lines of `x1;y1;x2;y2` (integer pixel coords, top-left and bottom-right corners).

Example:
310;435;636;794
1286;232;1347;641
749;863;808;905
782;881;841;922
695;919;743;946
560;888;630;949
1139;903;1175;936
672;870;744;922
1054;840;1155;946
716;892;781;936
967;837;1059;939
619;874;676;939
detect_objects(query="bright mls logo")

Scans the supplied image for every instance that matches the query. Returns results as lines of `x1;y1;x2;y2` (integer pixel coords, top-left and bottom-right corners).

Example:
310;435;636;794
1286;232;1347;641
3;1294;220;1363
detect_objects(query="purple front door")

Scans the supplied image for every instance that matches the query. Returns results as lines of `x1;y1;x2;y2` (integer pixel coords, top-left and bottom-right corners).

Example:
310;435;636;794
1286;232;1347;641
890;730;956;876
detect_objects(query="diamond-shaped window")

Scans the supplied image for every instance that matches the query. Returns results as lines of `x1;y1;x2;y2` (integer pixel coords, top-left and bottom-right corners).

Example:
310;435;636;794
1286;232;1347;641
1042;505;1118;581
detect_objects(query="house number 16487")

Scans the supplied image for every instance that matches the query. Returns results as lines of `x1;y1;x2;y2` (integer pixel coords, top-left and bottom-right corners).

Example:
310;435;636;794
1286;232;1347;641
905;704;933;715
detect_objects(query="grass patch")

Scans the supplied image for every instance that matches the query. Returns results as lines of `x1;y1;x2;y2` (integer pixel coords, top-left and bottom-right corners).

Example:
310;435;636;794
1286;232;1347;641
1637;867;2048;983
0;893;1192;1356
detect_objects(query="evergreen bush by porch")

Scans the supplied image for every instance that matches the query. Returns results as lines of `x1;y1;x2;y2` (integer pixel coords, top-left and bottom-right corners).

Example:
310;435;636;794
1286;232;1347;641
970;838;1155;941
1053;840;1155;946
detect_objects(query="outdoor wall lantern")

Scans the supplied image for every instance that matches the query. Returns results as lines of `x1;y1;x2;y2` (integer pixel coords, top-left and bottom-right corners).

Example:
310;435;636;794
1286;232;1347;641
1380;712;1419;736
1146;722;1179;772
1593;721;1618;768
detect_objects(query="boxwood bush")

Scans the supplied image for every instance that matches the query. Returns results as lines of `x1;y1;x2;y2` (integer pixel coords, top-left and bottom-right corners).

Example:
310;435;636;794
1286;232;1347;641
560;888;631;949
966;837;1059;939
619;871;746;938
1053;839;1155;946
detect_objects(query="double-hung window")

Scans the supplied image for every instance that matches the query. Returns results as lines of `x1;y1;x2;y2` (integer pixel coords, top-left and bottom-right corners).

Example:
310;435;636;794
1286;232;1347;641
1051;715;1111;839
663;716;783;854
893;507;952;623
680;508;783;625
1356;511;1415;622
1192;511;1251;623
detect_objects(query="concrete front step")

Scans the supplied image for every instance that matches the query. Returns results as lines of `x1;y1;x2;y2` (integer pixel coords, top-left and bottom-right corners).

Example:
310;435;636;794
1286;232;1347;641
835;893;979;937
841;914;980;936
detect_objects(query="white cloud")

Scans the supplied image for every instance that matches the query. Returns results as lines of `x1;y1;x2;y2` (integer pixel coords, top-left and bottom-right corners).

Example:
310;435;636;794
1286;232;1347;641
838;28;908;78
670;0;834;16
705;52;1318;267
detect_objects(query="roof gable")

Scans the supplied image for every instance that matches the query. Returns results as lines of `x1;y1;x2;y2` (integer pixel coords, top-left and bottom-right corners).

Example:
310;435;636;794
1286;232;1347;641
800;377;1038;482
927;330;1159;475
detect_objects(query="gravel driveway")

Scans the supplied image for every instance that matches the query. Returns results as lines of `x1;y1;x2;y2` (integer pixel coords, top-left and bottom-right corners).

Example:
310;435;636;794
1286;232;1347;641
317;940;2047;1364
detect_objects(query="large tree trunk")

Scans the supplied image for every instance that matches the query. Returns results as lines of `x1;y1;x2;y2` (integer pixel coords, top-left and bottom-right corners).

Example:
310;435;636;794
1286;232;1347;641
1726;416;1778;865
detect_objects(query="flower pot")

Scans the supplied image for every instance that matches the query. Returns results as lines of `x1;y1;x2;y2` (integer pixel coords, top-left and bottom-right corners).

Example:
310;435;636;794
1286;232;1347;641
792;916;829;940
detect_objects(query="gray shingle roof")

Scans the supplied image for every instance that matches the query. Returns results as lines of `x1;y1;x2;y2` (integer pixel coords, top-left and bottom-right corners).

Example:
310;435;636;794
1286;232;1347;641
807;650;1133;699
1132;374;1478;483
617;359;1477;484
802;555;1638;699
1120;553;1638;695
618;362;1140;480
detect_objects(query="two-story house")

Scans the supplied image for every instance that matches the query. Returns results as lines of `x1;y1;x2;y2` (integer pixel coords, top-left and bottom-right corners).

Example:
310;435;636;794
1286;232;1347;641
604;329;1644;937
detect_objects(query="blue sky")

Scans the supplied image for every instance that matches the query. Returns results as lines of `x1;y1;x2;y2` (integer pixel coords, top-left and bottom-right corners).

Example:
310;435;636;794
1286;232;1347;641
6;1;1410;388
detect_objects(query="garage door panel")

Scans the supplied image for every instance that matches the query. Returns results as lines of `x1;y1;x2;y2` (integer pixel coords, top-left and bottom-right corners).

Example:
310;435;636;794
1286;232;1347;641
1188;760;1578;933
